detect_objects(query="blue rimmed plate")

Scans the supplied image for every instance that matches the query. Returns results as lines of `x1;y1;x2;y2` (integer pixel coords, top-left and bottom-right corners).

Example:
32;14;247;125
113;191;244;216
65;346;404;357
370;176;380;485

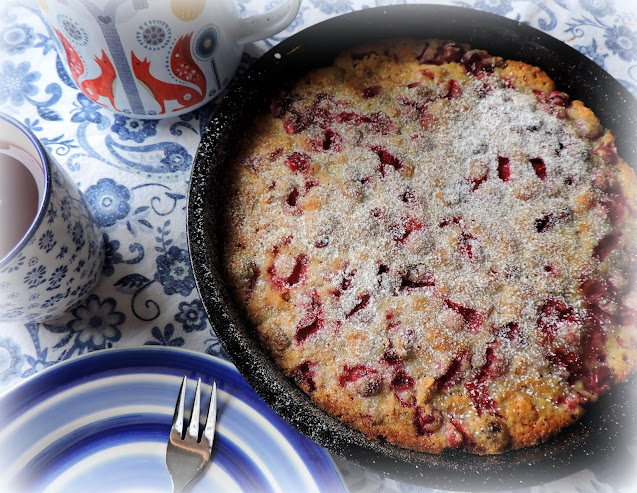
0;347;346;493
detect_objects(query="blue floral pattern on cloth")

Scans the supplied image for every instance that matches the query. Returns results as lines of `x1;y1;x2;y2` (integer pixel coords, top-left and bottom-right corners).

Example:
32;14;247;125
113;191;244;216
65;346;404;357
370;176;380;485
63;293;124;355
604;24;637;61
0;23;35;54
71;93;103;124
0;1;636;492
111;115;158;143
174;299;207;333
85;178;131;228
155;245;196;297
0;61;40;106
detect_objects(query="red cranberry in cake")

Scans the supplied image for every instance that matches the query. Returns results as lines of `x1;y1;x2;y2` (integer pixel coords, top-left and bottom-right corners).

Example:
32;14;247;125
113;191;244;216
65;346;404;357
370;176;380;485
415;406;444;435
538;298;580;340
282;112;307;135
340;365;383;397
362;85;382;99
534;210;571;233
600;197;628;226
583;365;613;393
268;253;309;290
460;50;499;76
530;157;546;180
371;146;403;175
446;421;464;448
418;41;466;65
461;50;495;76
400;264;435;290
307;129;342;152
436;351;471;390
443;300;484;334
293;361;317;392
559;390;587;412
497;156;511;181
416;41;445;65
421;68;435;80
294;290;325;344
502;77;515;89
335;111;395;135
440;79;463;99
394;216;423;243
390;369;415;392
547;91;569;107
441;42;465;63
346;292;371;319
449;418;474;446
457;231;481;262
469;160;489;190
285;152;312;174
497;322;521;342
594;141;620;166
593;232;621;261
285;188;300;210
465;377;499;416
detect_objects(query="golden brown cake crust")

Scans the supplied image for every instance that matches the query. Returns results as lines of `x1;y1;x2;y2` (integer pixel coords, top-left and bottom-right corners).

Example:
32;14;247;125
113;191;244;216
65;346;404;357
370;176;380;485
221;39;637;455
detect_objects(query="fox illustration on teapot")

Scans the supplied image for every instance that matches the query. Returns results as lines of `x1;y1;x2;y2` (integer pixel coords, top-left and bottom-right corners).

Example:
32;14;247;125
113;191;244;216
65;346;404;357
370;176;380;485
34;0;301;118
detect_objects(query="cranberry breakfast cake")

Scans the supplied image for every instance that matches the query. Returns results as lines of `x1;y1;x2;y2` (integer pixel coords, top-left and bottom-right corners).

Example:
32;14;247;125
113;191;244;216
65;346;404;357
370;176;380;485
221;39;637;454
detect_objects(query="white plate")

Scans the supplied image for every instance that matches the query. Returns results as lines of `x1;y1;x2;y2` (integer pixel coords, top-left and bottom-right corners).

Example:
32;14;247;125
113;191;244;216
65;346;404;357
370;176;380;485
0;346;347;493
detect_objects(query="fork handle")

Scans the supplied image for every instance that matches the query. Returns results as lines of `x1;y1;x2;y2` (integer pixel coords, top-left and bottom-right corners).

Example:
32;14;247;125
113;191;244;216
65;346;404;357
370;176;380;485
169;473;192;493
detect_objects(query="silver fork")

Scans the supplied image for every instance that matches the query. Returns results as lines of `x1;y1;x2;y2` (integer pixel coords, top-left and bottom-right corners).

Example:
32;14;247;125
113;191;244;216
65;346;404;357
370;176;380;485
166;376;217;493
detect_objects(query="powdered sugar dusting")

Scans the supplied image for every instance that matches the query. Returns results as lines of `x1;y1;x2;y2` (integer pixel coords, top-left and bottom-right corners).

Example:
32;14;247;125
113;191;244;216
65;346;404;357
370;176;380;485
222;39;636;454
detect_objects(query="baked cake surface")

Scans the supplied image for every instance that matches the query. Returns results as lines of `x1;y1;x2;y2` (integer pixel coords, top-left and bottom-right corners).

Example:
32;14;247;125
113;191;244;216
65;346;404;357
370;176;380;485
221;39;637;454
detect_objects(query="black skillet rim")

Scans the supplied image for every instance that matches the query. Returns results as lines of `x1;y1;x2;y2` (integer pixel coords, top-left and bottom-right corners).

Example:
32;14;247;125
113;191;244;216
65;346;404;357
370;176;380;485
187;5;637;491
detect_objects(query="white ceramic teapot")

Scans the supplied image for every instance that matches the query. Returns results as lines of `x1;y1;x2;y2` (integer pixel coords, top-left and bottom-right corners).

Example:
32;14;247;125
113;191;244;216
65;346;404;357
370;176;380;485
33;0;301;118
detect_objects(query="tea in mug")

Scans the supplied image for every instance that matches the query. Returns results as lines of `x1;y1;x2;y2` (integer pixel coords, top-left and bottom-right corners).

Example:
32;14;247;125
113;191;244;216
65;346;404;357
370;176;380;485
0;150;39;259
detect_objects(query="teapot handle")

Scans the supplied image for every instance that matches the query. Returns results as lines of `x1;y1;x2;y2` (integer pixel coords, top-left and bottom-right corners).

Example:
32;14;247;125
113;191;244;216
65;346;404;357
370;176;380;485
236;0;301;45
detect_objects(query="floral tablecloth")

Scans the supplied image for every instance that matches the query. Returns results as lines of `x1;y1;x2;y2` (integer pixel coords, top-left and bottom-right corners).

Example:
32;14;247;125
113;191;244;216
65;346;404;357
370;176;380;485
0;1;636;492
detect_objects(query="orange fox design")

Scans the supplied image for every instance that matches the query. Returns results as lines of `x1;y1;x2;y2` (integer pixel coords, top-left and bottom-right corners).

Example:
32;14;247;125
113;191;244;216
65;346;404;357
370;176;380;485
54;28;84;85
170;34;206;96
80;50;120;111
131;36;205;114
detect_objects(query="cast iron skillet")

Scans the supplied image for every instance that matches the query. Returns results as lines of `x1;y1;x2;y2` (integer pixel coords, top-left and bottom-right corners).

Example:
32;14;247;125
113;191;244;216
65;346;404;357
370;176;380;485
188;5;637;491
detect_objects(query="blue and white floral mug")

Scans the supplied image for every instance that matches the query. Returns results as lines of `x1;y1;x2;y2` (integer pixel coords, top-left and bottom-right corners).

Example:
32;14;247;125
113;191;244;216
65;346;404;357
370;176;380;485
32;0;301;118
0;113;104;322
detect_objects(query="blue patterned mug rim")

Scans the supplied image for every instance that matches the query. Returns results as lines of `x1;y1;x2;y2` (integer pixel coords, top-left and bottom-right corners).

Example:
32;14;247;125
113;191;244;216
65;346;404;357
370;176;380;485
0;112;52;269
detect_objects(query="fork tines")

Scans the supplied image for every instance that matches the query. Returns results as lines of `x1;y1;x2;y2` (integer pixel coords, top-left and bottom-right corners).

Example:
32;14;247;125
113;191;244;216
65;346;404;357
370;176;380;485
166;376;217;493
172;376;217;443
